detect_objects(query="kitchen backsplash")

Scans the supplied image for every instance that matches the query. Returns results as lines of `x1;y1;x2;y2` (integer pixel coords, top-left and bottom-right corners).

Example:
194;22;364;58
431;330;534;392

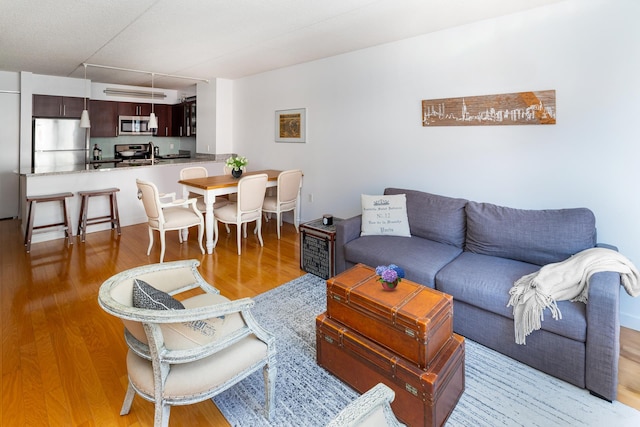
90;135;195;158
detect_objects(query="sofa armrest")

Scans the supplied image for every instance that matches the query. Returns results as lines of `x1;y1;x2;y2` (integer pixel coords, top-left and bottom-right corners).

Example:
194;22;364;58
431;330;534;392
596;242;618;251
335;215;362;274
585;271;620;401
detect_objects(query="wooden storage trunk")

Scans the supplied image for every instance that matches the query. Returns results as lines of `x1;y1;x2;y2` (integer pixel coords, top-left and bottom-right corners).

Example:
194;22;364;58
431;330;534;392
327;264;453;369
316;313;464;427
300;218;339;279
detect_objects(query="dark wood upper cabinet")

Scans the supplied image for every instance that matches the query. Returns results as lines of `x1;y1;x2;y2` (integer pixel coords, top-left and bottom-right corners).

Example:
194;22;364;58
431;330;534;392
153;104;172;137
118;102;152;116
89;100;118;137
170;100;196;137
33;95;85;118
171;103;185;137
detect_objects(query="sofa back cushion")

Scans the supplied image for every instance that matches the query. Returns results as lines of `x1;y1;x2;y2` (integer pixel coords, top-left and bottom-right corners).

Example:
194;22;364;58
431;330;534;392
384;188;467;248
465;201;597;265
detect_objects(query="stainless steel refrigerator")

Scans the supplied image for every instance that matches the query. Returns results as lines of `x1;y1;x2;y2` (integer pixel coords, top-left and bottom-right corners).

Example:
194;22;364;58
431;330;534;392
32;118;88;169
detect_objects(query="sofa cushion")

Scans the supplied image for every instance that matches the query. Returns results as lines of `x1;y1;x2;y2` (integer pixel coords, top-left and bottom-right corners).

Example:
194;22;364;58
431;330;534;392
436;252;587;342
343;235;462;288
465;201;596;266
384;188;467;248
360;194;411;237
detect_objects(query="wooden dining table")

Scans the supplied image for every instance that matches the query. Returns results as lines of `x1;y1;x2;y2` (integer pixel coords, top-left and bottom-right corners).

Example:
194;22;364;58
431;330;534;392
179;169;298;254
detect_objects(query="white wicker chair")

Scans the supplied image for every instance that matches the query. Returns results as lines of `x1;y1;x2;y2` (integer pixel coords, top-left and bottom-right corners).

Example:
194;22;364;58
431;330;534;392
326;383;405;427
98;260;277;427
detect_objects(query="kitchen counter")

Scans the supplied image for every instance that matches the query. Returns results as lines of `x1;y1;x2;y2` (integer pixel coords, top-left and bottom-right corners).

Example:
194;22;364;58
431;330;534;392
19;153;234;245
20;154;228;176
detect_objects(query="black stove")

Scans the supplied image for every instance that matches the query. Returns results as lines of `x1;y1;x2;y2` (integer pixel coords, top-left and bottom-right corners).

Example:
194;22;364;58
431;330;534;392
114;144;152;160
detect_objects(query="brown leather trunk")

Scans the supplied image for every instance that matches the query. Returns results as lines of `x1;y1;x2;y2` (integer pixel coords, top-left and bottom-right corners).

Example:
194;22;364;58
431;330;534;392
317;313;465;427
326;263;453;369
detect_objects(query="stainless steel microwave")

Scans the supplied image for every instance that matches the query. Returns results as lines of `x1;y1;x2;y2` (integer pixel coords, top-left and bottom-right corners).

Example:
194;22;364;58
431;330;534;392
118;116;155;135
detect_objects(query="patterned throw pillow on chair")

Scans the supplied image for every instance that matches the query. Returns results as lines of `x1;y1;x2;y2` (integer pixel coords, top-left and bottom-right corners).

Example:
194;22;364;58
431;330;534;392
131;278;230;349
132;279;185;310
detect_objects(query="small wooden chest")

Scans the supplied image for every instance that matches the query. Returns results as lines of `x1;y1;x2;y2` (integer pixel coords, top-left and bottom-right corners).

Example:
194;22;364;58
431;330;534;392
300;218;339;279
316;313;465;427
326;264;453;369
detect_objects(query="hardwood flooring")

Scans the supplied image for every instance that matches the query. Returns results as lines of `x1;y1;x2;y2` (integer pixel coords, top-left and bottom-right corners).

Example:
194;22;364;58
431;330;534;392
1;218;639;426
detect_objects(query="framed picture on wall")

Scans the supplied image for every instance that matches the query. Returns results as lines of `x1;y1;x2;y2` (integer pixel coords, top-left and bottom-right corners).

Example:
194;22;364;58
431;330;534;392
275;108;306;143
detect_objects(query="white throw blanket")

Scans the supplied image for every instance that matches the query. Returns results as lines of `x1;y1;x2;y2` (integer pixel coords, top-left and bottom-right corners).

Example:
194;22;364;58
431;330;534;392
507;247;640;345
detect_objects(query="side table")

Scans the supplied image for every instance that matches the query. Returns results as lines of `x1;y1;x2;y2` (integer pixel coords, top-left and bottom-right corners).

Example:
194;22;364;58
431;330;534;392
300;218;340;279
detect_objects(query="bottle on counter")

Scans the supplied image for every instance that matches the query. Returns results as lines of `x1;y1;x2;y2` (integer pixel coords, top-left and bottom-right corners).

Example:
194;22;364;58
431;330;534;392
93;144;102;161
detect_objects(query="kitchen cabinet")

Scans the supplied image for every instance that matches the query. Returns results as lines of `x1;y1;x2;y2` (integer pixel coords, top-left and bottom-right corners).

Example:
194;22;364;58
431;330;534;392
118;102;152;116
153;104;172;137
89;100;118;137
170;100;196;137
33;95;85;118
171;103;185;136
186;100;196;136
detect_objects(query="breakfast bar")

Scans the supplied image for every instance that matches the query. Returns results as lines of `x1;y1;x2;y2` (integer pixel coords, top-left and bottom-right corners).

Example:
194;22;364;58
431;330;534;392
19;156;229;245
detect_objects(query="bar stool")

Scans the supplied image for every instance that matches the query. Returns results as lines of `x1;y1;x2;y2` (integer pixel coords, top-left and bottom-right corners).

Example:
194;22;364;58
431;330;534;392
77;188;122;242
24;192;74;253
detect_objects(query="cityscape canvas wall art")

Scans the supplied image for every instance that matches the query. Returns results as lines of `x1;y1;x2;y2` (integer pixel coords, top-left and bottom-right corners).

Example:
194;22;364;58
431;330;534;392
421;90;556;126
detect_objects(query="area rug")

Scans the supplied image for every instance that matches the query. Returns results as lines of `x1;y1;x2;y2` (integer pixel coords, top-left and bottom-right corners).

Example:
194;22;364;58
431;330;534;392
213;274;640;426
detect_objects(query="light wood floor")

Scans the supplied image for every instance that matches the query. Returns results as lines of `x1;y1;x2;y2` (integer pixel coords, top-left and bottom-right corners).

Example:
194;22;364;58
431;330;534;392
1;218;639;426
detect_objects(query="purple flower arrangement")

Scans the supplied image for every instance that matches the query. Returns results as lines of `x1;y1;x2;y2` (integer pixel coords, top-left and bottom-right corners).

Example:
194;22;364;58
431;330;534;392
375;264;406;287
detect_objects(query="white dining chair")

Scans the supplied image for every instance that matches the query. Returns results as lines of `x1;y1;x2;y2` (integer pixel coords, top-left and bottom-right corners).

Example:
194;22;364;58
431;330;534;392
262;169;302;239
179;166;229;211
223;165;247;203
213;173;268;255
136;178;204;263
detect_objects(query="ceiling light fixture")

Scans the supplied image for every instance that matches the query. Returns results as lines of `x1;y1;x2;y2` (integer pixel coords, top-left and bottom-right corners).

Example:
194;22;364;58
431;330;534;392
80;64;91;128
148;73;158;129
103;88;167;99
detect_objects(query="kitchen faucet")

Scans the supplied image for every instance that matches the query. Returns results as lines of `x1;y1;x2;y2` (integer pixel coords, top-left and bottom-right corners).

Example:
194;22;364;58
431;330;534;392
148;141;155;164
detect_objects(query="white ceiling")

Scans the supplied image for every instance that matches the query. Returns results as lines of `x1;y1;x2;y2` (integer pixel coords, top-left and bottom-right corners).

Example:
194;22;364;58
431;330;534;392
0;0;564;90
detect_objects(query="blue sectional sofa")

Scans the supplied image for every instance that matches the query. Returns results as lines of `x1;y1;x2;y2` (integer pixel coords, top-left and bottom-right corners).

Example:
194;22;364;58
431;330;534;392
335;188;621;401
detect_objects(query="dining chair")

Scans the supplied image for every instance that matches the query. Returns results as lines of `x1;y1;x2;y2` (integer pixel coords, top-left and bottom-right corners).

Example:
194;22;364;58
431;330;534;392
262;169;303;239
136;178;205;263
179;166;229;211
223;165;247;203
213;173;268;255
98;260;277;427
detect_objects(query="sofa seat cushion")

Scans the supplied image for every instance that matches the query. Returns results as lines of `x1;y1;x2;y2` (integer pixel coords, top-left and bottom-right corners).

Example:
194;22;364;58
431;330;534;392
465;201;596;266
436;252;587;342
344;235;462;287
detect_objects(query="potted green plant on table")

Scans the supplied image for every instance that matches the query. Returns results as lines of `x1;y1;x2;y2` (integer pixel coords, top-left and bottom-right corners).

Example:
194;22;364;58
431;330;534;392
225;156;248;178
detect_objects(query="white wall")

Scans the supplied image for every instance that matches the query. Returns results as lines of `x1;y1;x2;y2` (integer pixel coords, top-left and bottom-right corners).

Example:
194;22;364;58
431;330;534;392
230;0;640;329
0;71;21;219
196;81;216;153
